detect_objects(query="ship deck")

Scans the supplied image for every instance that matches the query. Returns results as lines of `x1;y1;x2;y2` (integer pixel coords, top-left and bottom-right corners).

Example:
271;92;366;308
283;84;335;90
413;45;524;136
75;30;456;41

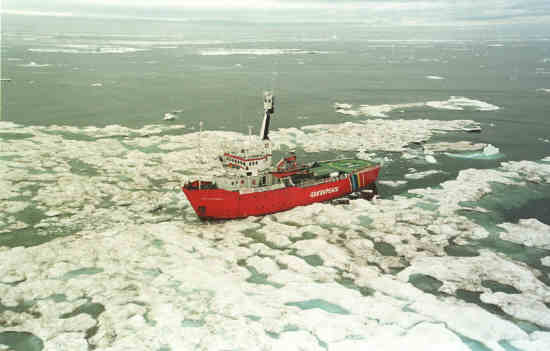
310;159;376;177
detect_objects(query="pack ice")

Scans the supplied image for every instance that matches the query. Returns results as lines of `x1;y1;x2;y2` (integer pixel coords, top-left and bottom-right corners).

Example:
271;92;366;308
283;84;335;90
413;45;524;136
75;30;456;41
1;121;550;350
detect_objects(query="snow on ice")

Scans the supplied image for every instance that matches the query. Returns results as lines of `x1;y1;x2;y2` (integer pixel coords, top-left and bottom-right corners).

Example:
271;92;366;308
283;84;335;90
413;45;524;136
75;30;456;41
334;96;499;118
1;121;550;350
498;219;550;249
199;49;328;56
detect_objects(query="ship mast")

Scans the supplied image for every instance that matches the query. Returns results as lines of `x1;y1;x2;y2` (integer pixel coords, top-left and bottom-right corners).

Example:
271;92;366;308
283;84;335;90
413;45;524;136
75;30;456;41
198;121;203;163
259;91;274;140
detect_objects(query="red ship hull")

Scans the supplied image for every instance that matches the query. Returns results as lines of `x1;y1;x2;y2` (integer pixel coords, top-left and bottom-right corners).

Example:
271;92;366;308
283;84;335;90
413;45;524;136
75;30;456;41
183;165;380;219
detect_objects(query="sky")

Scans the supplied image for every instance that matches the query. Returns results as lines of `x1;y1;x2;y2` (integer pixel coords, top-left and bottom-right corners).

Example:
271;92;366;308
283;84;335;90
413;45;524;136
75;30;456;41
2;0;550;26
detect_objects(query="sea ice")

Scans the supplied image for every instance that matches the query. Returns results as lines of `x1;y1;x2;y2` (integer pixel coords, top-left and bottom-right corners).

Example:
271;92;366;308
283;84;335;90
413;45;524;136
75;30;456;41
378;180;408;187
3;123;550;350
398;250;549;296
19;61;50;67
274;119;478;153
333;322;470;351
334;96;499;117
257;218;295;248
0;121;20;129
199;49;327;56
404;170;442;180
275;255;317;275
28;47;148;54
425;155;437;164
359;277;527;350
510;331;550;351
424;141;486;153
247;256;280;276
498;219;550;249
358;102;424;118
408;296;527;351
398;250;550;328
163;112;176;121
426;96;500;111
292;239;351;269
481;292;550;329
270;330;323;351
426;75;445;80
44;332;88;351
444;144;503;160
410;167;518;216
501;159;550;183
333;103;352;110
483;144;500;155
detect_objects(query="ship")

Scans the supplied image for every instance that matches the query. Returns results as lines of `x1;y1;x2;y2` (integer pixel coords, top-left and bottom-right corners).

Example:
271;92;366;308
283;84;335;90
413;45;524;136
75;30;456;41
182;92;381;219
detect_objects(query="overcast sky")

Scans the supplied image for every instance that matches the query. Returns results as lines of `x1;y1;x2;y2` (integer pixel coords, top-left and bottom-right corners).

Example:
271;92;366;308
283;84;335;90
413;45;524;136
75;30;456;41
3;0;550;25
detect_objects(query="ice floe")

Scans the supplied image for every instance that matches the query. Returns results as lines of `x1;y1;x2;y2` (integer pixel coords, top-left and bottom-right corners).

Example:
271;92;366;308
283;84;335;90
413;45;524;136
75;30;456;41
28;47;149;54
18;61;50;67
498;219;550;249
398;250;550;328
404;170;442;180
426;96;500;111
199;49;328;56
445;144;504;160
426;75;445;80
336;102;424;118
330;322;471;351
484;144;500;155
425;155;437;164
537;88;550;93
424;141;486;153
335;96;499;117
501;159;550;183
378;180;408;187
273;119;479;152
163;112;177;121
333;102;353;110
510;331;550;351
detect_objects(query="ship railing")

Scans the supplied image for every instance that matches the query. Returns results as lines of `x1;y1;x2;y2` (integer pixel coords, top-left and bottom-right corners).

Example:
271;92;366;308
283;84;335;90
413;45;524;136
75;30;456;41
239;182;285;194
182;176;217;190
295;174;348;188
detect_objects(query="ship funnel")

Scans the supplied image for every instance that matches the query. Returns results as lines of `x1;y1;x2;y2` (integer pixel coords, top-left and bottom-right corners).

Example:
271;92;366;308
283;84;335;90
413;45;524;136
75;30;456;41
260;91;274;140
